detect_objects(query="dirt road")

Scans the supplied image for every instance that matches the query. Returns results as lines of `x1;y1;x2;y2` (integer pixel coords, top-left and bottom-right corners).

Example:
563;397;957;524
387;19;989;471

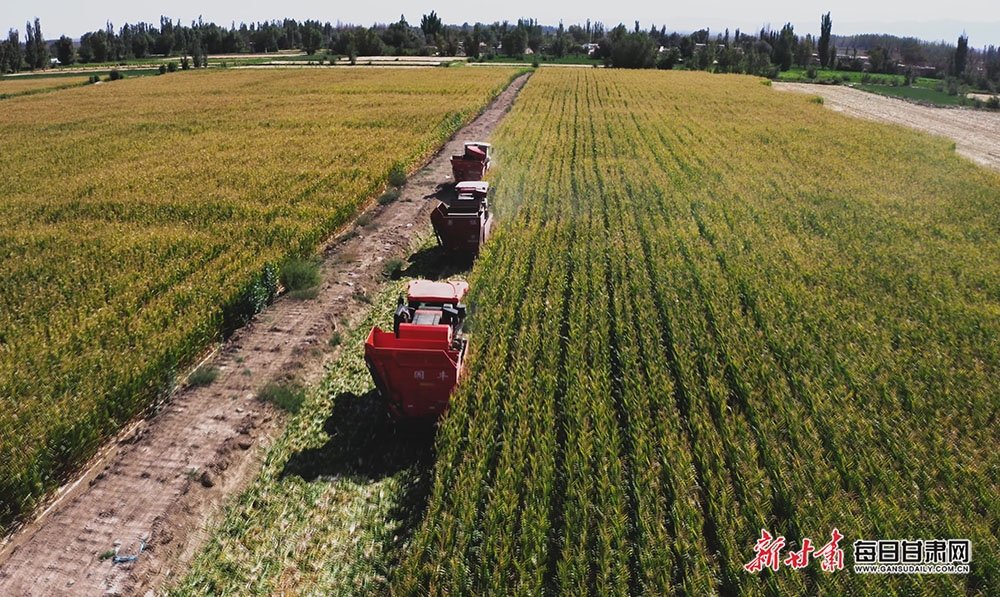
0;71;530;597
775;82;1000;172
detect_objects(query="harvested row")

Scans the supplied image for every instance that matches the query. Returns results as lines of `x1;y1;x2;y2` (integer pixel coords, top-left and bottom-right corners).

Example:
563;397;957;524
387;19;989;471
0;75;91;97
0;67;519;532
395;69;1000;594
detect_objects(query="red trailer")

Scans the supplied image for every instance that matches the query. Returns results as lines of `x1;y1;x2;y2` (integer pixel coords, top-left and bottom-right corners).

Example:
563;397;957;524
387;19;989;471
364;280;469;419
431;181;492;256
450;142;492;182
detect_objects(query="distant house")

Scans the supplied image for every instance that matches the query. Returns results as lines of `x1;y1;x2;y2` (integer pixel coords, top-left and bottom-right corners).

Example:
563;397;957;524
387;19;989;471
49;57;59;66
582;43;600;56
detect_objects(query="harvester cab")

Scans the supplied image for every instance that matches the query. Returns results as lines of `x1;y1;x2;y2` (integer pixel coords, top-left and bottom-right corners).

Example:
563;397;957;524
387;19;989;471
455;180;489;206
431;180;493;256
450;141;492;182
365;280;470;419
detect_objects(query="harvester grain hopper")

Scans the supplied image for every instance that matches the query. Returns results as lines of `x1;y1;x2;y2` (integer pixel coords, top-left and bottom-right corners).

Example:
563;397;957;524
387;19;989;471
450;142;491;182
431;180;493;256
364;280;469;419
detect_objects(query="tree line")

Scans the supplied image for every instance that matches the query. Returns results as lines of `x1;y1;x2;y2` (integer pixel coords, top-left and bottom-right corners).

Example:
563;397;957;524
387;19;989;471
1;13;998;88
1;19;48;73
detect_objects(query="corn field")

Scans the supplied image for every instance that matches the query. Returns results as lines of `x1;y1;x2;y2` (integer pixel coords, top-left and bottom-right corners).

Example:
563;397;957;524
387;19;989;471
394;69;1000;595
0;67;518;532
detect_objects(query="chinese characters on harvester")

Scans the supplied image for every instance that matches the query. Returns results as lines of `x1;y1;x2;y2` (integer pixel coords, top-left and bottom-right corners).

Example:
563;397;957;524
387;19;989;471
744;528;971;575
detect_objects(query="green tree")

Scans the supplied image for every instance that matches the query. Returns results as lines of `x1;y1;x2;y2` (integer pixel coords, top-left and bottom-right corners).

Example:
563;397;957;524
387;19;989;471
553;21;568;58
31;18;48;68
104;21;122;62
568;24;587;44
611;32;656;69
302;24;322;55
869;46;893;74
76;39;92;62
383;16;422;53
462;30;478;58
131;31;150;58
155;17;174;55
953;34;968;77
899;38;925;66
522;19;543;53
795;34;814;67
56;35;74;65
79;30;109;62
435;30;460;56
715;46;734;72
24;22;36;70
502;26;527;58
679;36;693;60
190;37;204;67
696;41;715;70
657;47;680;70
818;12;832;68
2;29;22;73
355;27;383;56
420;11;442;39
774;23;796;71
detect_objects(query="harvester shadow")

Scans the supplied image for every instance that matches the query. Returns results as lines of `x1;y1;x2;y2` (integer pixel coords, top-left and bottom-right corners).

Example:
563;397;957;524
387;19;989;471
282;390;436;483
398;244;474;281
281;390;437;569
422;182;456;202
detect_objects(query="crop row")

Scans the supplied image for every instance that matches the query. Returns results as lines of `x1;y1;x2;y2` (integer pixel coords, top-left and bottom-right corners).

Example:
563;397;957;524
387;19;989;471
0;75;92;98
0;67;519;531
394;69;1000;595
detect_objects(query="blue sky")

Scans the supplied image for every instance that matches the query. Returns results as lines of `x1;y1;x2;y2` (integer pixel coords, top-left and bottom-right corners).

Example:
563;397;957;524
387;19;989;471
4;0;999;45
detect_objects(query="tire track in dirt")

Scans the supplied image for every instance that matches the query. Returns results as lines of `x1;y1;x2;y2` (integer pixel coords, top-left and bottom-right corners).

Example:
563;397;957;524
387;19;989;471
0;71;530;597
775;82;1000;172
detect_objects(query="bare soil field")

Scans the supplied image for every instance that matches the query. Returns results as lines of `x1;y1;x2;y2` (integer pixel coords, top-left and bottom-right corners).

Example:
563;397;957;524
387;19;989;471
333;55;463;64
0;72;529;597
967;92;999;102
776;82;1000;171
234;63;436;69
201;51;305;60
2;66;158;76
469;62;600;68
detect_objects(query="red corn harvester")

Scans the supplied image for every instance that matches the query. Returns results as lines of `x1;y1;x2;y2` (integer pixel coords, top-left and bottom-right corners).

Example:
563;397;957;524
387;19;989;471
364;280;469;419
450;141;491;182
430;180;493;256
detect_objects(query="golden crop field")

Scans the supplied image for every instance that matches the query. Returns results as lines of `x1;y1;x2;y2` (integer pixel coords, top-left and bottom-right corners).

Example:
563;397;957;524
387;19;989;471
0;75;91;96
0;67;518;531
393;69;1000;594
